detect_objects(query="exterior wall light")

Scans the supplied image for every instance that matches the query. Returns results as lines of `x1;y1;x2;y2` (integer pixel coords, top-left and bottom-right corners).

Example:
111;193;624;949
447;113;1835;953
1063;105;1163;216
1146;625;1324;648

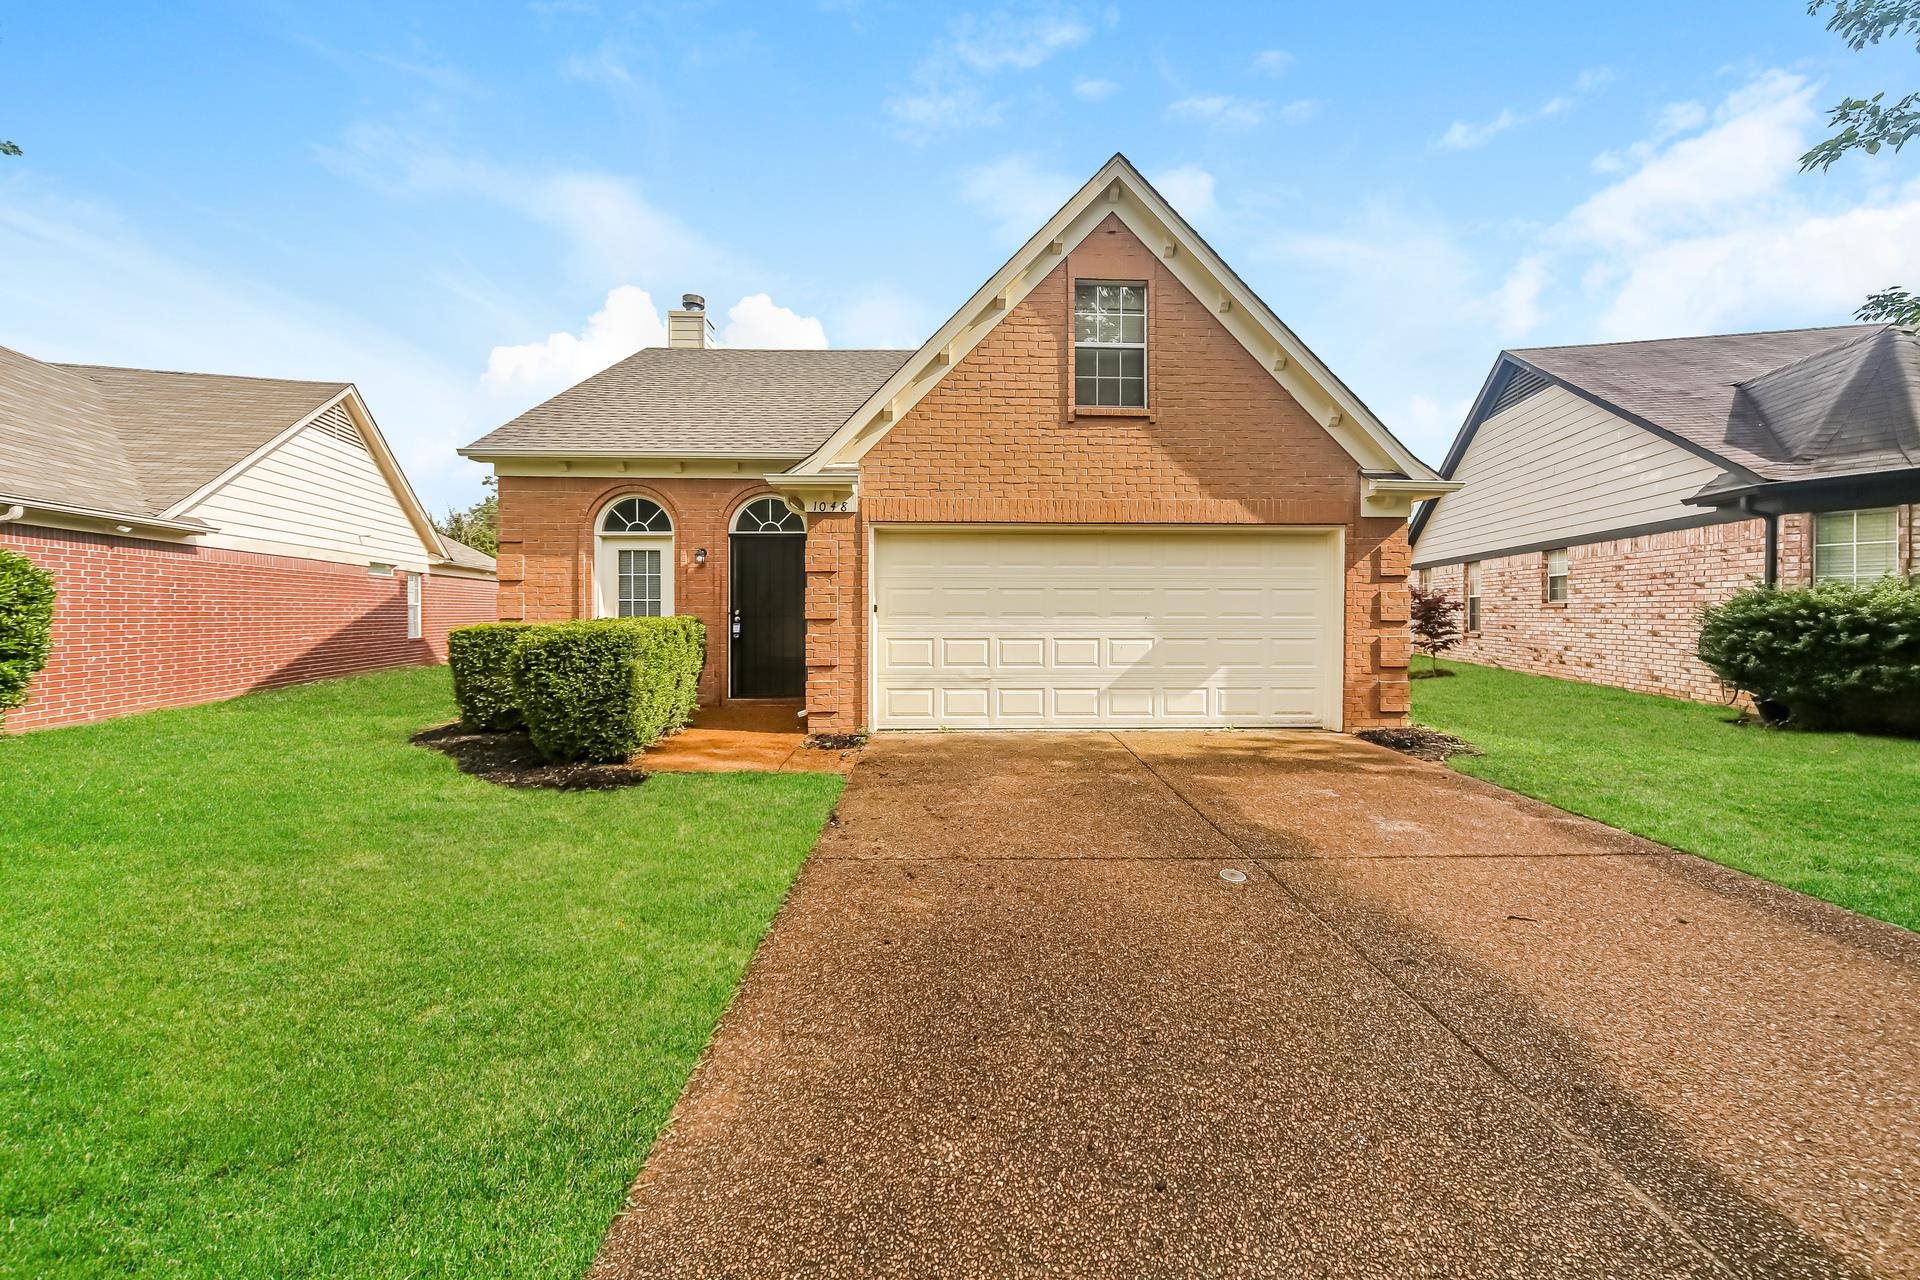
694;547;708;566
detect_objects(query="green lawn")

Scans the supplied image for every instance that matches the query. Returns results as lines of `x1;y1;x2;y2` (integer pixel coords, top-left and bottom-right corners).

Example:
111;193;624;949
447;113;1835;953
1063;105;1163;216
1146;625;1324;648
1412;660;1920;931
0;667;843;1279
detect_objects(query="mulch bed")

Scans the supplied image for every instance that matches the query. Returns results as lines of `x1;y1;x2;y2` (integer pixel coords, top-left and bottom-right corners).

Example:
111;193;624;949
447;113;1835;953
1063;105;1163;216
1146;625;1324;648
412;723;648;791
1355;726;1481;763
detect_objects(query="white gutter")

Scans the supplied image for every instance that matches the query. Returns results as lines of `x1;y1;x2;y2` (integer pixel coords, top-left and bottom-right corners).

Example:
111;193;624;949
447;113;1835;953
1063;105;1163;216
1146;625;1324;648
0;494;208;534
0;504;22;525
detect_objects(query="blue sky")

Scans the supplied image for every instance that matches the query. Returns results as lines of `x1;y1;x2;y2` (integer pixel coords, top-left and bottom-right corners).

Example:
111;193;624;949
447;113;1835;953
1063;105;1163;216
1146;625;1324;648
4;2;1916;510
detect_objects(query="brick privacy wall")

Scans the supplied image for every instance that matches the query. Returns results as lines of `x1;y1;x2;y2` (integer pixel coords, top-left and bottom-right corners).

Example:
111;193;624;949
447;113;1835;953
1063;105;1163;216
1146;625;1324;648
494;475;778;705
804;213;1412;734
1;522;497;732
1419;504;1916;704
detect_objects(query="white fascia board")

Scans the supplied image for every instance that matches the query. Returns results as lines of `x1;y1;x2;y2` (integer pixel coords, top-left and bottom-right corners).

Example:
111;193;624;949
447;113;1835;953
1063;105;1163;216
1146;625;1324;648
794;154;1441;482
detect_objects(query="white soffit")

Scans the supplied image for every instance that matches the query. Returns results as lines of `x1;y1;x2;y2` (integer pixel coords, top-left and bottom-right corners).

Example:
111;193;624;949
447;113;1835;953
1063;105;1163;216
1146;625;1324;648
794;155;1440;481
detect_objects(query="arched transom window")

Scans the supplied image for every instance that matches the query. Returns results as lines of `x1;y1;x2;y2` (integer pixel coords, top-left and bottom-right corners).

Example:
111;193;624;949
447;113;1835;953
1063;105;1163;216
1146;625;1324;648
732;496;804;534
595;496;674;618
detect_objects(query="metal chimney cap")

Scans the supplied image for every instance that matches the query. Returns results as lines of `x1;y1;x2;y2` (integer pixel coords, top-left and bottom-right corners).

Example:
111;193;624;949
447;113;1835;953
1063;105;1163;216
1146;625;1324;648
680;293;705;311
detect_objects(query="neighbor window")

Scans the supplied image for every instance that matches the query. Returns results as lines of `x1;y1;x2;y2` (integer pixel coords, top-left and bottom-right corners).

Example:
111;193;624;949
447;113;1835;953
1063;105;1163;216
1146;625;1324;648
406;573;422;639
595;496;675;618
1545;548;1568;603
1814;509;1899;583
1074;282;1146;408
1417;567;1432;590
1465;561;1482;631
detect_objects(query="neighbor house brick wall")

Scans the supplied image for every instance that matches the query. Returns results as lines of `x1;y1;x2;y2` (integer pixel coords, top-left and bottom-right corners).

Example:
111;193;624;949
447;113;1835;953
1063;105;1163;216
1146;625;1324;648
1421;518;1764;704
1;522;496;732
494;475;777;705
802;213;1412;734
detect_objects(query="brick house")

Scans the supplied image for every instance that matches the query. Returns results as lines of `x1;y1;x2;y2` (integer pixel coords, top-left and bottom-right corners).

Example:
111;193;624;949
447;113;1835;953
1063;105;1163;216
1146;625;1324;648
462;155;1455;735
1410;325;1920;702
1;347;496;730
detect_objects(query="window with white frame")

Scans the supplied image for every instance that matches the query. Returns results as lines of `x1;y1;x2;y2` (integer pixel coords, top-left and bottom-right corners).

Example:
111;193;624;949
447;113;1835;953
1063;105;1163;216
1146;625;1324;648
1074;282;1146;407
1546;548;1569;603
595;497;675;618
1417;567;1431;590
1814;509;1899;583
1465;561;1483;631
406;573;422;639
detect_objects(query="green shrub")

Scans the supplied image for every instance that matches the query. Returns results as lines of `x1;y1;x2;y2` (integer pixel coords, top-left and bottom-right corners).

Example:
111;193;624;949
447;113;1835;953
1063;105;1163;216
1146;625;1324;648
447;622;538;730
0;547;56;723
509;617;706;762
1698;579;1920;732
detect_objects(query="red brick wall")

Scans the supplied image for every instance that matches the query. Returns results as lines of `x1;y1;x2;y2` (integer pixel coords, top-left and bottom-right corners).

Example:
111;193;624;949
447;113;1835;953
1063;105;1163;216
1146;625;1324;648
494;476;776;705
1418;504;1917;704
1;522;496;732
803;213;1411;734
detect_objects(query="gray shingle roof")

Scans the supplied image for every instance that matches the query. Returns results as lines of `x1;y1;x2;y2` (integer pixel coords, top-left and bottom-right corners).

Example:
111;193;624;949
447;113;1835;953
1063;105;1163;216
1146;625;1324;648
1;344;348;519
1511;325;1893;478
461;347;915;458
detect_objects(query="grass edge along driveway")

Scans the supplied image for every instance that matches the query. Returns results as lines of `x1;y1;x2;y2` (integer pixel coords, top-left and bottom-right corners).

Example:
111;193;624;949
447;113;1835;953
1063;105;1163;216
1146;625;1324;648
0;666;843;1279
1413;660;1919;932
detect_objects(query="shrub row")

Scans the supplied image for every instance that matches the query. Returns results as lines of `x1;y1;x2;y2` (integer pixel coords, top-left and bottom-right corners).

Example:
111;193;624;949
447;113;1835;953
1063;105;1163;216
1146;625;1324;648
0;547;56;725
1698;579;1920;733
447;617;706;762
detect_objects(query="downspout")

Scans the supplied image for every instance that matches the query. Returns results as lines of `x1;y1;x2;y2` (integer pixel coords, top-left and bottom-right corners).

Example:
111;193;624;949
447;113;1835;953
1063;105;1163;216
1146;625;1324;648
0;504;22;524
1741;495;1778;585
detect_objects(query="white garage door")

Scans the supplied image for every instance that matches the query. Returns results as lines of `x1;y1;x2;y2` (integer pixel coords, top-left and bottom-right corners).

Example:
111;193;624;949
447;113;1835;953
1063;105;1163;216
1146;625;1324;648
872;527;1342;730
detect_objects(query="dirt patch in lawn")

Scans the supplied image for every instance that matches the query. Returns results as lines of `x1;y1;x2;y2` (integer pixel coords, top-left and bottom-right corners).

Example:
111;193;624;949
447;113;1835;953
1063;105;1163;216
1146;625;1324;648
412;723;648;791
1354;726;1481;763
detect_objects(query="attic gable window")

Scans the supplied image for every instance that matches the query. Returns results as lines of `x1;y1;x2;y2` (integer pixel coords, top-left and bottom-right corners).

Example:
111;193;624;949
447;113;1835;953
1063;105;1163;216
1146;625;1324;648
1074;282;1146;408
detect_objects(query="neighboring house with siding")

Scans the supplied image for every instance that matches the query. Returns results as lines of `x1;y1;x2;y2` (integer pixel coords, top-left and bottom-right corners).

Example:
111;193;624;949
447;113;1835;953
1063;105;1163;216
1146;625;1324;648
0;345;495;730
463;154;1458;735
1410;325;1920;702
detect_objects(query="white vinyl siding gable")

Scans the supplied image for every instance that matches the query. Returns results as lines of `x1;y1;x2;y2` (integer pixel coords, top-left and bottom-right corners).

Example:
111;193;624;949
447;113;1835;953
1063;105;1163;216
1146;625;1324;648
181;404;435;568
1414;383;1726;565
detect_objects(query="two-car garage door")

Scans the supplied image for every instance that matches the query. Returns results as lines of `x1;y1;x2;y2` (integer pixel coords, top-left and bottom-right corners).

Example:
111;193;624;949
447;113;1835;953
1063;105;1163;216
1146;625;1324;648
871;528;1342;730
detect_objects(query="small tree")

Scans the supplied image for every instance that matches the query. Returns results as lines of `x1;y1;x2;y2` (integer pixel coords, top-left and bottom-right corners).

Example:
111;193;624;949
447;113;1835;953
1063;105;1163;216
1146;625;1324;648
434;477;498;557
0;547;56;723
1408;583;1464;676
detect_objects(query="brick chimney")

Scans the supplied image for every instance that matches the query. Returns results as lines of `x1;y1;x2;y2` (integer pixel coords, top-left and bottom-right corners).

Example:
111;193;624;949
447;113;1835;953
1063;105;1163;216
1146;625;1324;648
667;293;714;349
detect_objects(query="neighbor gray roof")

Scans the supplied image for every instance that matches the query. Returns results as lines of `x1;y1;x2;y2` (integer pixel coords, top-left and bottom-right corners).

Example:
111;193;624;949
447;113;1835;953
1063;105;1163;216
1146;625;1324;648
1;345;348;519
461;347;916;458
1507;324;1909;481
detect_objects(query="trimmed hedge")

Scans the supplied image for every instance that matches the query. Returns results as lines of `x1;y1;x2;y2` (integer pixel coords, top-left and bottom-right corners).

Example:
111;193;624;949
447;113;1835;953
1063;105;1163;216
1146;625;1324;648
0;547;56;723
509;617;705;762
447;622;538;730
1698;579;1920;733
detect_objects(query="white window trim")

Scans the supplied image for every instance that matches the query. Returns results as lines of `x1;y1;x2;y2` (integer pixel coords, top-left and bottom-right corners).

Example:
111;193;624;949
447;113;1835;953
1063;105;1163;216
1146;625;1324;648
1813;508;1900;584
1465;561;1483;632
593;498;676;618
1546;548;1569;603
1073;279;1148;409
406;573;422;639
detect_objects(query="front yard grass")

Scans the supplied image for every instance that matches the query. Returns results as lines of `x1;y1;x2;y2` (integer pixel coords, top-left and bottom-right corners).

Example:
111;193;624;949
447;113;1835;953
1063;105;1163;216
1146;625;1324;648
0;666;843;1278
1412;660;1920;931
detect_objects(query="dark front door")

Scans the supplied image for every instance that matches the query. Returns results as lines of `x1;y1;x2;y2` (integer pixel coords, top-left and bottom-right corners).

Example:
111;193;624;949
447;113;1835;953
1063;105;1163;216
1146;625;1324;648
730;534;806;698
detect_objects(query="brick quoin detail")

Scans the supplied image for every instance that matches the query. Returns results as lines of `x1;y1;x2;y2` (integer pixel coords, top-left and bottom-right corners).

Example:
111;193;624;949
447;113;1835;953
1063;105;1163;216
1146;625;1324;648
496;475;779;705
802;213;1412;735
2;523;496;732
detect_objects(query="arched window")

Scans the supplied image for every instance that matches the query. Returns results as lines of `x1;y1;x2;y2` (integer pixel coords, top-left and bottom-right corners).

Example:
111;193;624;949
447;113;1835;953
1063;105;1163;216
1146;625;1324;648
732;496;804;534
595;496;674;618
602;497;673;534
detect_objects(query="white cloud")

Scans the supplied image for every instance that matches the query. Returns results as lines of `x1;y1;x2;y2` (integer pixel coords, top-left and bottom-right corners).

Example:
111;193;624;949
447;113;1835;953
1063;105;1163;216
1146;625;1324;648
1150;165;1218;223
948;11;1091;71
721;293;829;348
960;153;1080;241
886;9;1092;139
1490;256;1549;338
833;284;937;348
1072;76;1118;101
1167;94;1267;129
1592;100;1709;174
1436;67;1612;150
1276;98;1322;125
481;285;666;397
1252;49;1295;76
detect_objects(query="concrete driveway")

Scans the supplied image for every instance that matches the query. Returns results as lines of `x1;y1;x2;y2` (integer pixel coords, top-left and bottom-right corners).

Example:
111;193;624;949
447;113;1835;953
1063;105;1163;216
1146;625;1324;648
592;732;1919;1279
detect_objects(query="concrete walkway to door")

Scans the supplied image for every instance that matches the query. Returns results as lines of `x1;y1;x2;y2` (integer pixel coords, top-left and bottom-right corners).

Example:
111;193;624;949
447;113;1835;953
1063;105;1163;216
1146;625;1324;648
591;732;1920;1279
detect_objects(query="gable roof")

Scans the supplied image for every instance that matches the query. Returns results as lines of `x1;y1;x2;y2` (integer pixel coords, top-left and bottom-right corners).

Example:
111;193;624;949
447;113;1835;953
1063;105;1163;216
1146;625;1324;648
1411;323;1920;543
791;154;1445;484
0;346;483;570
461;348;914;459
